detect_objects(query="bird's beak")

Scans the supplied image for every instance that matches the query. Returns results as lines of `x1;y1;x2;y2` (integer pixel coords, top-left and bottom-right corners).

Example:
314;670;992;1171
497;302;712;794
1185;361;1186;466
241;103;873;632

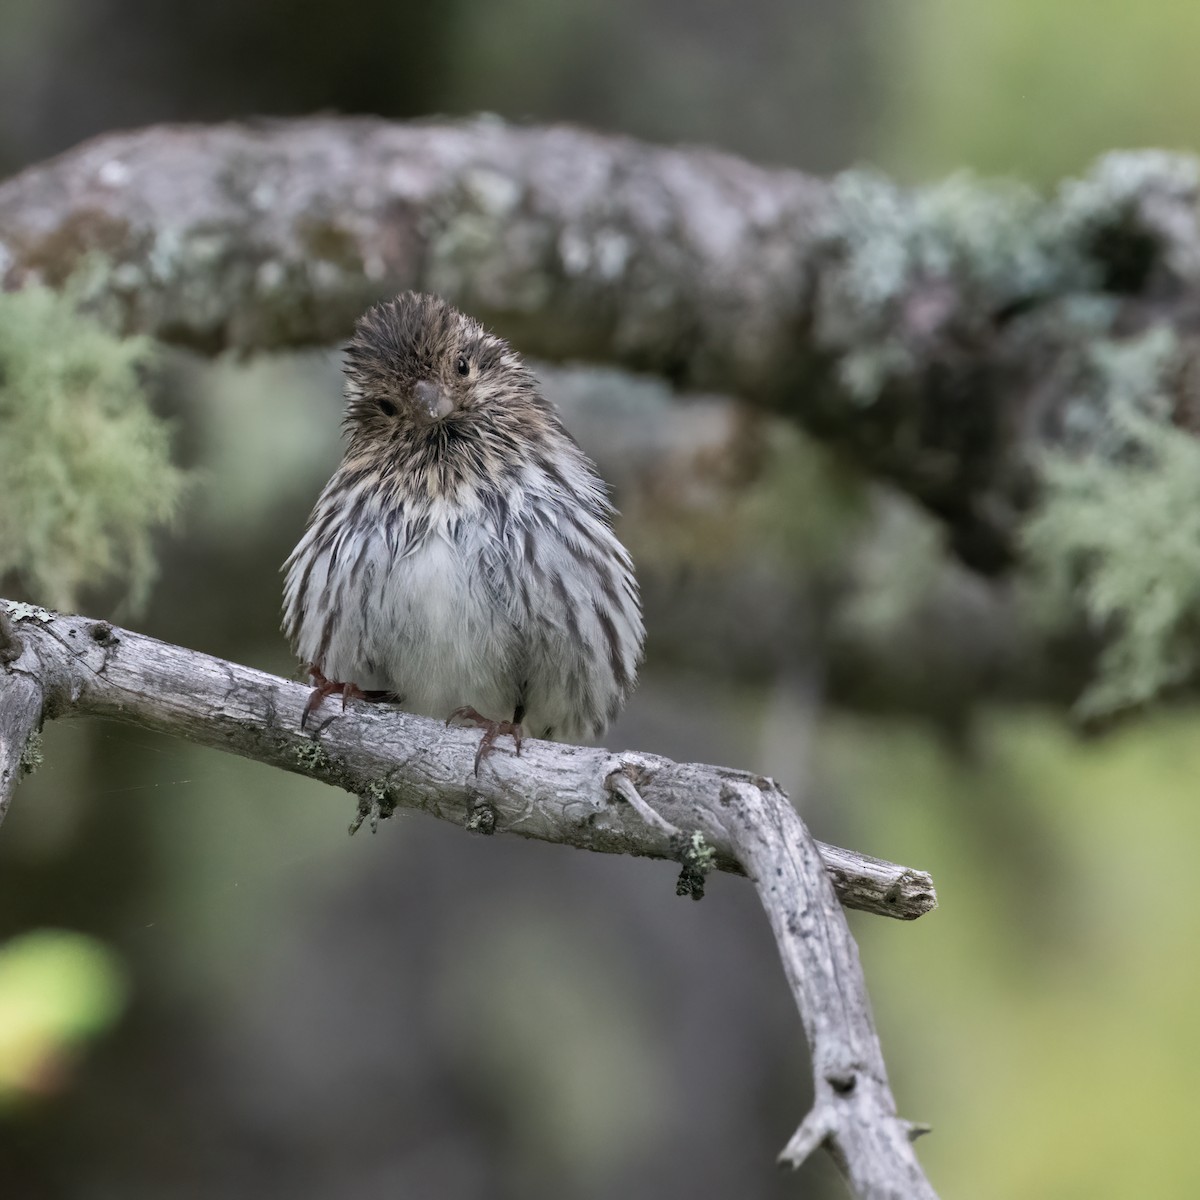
413;379;454;422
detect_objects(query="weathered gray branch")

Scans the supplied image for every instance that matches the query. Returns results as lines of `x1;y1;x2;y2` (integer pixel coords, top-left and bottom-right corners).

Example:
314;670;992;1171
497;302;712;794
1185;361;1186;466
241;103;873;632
720;778;933;1192
4;117;1200;570
0;599;937;1195
0;605;40;825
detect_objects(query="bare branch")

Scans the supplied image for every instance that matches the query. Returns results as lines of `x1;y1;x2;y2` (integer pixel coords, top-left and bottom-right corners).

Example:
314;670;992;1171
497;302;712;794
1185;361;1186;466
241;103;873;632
1;598;938;1194
0;603;42;822
720;778;934;1194
0;605;23;665
0;600;934;919
0;664;40;827
4;119;1199;571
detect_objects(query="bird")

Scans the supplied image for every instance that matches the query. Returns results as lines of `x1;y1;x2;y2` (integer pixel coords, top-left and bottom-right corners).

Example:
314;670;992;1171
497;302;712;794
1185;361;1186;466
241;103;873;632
282;291;644;771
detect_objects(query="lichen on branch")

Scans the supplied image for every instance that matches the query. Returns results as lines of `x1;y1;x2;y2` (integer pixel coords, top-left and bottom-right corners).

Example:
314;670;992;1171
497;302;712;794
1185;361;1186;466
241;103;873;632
0;280;184;610
1021;328;1200;716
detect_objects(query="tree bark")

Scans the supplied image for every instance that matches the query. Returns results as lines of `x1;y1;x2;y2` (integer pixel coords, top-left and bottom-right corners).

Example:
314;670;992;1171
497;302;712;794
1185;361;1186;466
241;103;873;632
0;605;40;827
3;118;1198;571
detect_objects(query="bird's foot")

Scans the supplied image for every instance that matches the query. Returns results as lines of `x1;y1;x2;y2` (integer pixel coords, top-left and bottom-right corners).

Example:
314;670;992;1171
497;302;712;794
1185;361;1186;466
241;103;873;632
446;706;524;775
302;664;397;728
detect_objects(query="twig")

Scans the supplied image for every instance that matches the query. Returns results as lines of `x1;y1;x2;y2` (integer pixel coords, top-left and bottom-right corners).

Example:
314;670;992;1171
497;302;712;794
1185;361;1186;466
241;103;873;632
0;599;939;1193
606;767;678;835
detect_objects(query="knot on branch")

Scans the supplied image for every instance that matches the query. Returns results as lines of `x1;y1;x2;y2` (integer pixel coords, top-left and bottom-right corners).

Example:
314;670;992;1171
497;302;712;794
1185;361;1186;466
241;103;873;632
89;621;119;648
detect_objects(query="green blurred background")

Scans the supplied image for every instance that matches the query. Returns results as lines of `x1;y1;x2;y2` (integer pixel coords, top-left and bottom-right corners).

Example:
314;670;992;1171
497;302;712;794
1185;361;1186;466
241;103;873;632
2;2;1198;1197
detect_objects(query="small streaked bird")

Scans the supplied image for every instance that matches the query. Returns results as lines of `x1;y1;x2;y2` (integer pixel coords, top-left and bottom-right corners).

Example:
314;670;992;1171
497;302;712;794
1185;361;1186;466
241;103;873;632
282;292;644;769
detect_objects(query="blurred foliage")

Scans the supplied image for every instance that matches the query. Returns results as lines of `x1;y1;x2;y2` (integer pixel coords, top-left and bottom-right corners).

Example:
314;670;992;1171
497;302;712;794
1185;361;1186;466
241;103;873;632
628;417;866;578
0;929;127;1106
833;494;944;643
877;0;1200;181
835;708;1200;1199
0;282;184;611
0;0;871;178
440;0;870;168
1022;329;1200;717
435;912;671;1190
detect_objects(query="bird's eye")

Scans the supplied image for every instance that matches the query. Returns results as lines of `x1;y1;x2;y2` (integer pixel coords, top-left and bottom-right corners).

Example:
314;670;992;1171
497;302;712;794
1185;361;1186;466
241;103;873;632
379;399;397;417
456;355;470;377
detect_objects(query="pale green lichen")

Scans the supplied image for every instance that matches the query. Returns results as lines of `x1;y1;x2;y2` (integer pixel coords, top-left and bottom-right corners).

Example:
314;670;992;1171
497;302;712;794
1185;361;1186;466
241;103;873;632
1021;328;1200;717
822;169;1061;324
686;830;715;870
816;167;1071;403
1055;151;1200;247
292;740;330;772
424;167;556;314
0;282;184;611
6;602;53;624
19;730;44;777
815;150;1198;404
675;830;716;901
349;778;394;835
464;796;497;835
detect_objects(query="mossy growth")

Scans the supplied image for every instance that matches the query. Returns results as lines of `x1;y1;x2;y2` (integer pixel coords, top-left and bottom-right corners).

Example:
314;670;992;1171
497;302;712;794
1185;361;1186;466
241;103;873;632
674;830;716;901
815;150;1198;404
1021;328;1200;717
816;167;1074;404
349;779;394;836
464;795;497;835
19;730;44;777
292;740;330;773
0;282;184;611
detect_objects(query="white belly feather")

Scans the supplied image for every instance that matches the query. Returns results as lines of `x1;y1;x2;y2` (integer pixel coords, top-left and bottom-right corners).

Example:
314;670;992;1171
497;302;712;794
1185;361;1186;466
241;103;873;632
284;467;643;743
291;510;521;724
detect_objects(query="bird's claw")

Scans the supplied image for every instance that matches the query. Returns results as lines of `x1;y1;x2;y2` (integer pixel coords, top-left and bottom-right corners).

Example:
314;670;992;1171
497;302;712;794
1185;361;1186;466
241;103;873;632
447;706;524;774
301;664;392;728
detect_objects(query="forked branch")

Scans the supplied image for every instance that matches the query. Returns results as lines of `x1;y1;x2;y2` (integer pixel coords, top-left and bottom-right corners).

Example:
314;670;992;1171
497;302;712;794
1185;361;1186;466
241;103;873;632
0;600;938;1196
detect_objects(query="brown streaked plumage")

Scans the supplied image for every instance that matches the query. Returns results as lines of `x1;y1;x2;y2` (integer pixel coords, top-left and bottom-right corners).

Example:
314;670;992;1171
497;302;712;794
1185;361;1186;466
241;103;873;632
282;292;644;767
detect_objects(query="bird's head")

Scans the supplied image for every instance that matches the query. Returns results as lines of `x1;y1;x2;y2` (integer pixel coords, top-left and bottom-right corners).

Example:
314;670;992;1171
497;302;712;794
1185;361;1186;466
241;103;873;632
342;292;540;444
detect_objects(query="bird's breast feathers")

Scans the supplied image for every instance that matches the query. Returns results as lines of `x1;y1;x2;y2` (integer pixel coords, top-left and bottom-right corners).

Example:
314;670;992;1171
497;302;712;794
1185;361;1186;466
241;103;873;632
284;473;642;740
